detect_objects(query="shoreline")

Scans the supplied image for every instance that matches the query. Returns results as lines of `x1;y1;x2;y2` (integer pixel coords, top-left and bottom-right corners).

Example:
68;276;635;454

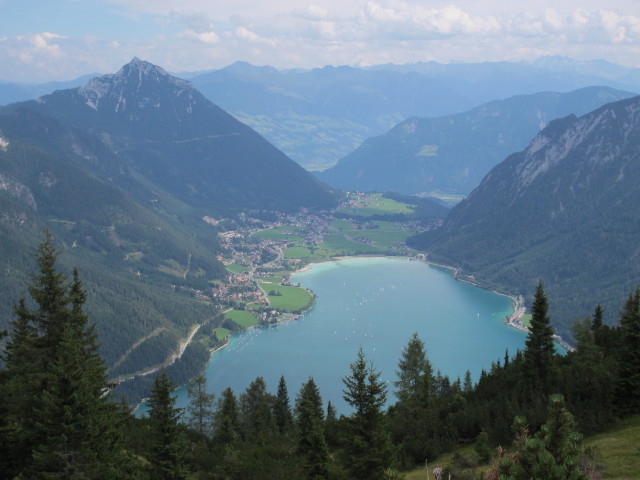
134;253;565;412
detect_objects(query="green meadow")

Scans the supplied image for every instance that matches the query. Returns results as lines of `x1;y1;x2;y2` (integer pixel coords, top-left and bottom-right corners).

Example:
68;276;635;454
213;327;230;341
224;310;259;328
338;192;416;217
259;283;314;312
226;263;250;273
253;225;304;242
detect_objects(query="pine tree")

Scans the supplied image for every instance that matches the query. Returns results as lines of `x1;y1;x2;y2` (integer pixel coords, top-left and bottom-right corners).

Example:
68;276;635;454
240;376;276;444
324;401;339;447
213;387;241;448
617;288;640;414
3;233;125;478
274;375;294;435
390;333;436;464
394;332;433;404
497;395;587;480
523;281;556;390
342;348;394;480
186;374;215;437
212;387;242;479
147;371;189;480
295;377;329;478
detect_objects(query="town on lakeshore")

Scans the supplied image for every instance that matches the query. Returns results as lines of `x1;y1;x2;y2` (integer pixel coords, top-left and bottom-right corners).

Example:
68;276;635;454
178;192;538;354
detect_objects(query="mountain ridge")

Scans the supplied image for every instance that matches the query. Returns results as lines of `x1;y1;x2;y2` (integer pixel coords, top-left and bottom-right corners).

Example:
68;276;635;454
408;94;640;338
15;58;338;212
317;86;637;196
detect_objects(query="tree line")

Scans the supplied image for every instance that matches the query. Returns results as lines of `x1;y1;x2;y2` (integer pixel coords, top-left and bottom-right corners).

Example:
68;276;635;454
1;233;639;479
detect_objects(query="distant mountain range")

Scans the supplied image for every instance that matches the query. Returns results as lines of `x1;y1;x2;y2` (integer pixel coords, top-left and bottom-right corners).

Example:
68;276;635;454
3;57;640;171
408;94;640;339
0;58;336;382
318;86;637;196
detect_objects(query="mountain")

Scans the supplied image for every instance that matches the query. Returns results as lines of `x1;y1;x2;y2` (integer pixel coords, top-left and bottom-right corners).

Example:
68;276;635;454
0;74;96;106
190;62;471;171
407;95;640;339
0;58;337;390
191;59;640;170
5;58;640;172
317;87;637;196
15;58;337;212
0;107;226;374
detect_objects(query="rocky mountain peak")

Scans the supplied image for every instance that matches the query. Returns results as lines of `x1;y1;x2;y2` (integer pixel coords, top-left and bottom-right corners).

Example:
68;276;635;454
77;58;192;112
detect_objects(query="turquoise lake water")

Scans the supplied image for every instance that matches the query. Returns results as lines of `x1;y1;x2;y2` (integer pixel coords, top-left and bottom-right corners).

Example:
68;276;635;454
168;256;526;413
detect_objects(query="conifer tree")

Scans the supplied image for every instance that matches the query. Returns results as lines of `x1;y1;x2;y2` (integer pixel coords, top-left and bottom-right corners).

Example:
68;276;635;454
523;281;556;390
240;376;276;443
390;333;436;464
324;401;340;447
212;387;242;478
213;387;241;448
342;348;394;480
617;287;640;414
274;375;294;434
497;395;587;480
147;371;189;480
296;378;329;478
3;232;125;478
186;374;215;437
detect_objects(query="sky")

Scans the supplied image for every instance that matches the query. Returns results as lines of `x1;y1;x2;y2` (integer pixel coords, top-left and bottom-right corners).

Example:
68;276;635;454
1;0;639;83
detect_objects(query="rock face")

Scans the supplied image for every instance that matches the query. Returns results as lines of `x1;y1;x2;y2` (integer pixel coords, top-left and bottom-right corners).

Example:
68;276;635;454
318;87;636;196
26;58;337;212
408;95;640;337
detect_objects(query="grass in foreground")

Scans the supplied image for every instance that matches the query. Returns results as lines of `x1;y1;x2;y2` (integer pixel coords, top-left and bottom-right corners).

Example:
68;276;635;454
585;416;640;479
403;416;640;480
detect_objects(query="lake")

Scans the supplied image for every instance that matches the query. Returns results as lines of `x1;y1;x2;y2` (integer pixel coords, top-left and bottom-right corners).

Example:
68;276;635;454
169;256;526;413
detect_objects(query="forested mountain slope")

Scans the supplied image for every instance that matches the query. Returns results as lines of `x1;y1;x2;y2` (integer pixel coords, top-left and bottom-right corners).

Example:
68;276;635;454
318;87;636;196
0;58;337;384
409;95;640;339
0;109;224;374
16;58;337;212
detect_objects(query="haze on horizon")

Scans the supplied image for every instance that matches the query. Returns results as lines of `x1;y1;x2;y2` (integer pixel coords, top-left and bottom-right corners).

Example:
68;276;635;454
1;0;639;83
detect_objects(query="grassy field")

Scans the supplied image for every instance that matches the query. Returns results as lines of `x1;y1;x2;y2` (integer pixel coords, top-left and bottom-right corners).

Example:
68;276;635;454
213;327;230;341
283;246;325;259
224;310;259;328
521;313;532;328
316;233;385;256
585;416;640;479
338;193;416;217
331;219;410;247
257;275;284;284
259;283;313;312
402;416;640;480
226;263;250;273
253;226;304;242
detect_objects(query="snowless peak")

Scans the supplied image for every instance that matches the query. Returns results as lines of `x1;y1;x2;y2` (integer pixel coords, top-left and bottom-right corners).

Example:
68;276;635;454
78;58;192;111
117;57;169;78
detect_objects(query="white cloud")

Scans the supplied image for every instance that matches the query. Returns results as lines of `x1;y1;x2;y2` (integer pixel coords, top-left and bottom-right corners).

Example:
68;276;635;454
2;1;640;82
235;26;277;47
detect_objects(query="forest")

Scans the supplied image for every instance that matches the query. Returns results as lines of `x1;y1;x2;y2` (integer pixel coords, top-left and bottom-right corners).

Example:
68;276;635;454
1;234;639;479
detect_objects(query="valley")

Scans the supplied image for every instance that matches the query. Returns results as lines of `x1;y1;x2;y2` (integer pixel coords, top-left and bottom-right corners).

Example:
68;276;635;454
2;51;640;480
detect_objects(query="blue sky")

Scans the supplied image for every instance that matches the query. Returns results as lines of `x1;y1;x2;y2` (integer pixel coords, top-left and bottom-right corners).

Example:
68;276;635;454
1;0;639;82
